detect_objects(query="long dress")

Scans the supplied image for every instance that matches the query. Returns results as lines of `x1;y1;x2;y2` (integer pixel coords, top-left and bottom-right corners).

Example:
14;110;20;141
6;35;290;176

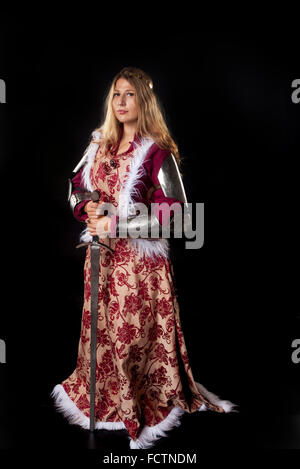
51;137;236;449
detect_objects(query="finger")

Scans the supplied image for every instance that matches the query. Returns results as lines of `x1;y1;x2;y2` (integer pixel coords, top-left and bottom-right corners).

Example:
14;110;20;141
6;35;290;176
87;212;99;219
87;227;97;236
87;204;98;213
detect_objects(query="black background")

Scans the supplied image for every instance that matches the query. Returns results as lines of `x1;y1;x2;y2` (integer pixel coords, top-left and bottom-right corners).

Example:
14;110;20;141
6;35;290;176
0;10;299;459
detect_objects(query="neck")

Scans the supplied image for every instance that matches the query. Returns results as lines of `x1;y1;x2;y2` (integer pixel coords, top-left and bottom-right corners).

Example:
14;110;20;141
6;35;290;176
122;122;137;142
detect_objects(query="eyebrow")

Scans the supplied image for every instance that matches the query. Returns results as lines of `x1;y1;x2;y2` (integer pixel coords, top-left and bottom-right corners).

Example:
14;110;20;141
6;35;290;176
114;89;135;92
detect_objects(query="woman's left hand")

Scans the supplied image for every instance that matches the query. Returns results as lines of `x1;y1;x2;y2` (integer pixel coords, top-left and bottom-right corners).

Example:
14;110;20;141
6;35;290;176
86;216;111;238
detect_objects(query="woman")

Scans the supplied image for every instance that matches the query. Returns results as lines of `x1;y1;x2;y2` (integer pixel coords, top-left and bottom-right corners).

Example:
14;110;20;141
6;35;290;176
51;67;237;449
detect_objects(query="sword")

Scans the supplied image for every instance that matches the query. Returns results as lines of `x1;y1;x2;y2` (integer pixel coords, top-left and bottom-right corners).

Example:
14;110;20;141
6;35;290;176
76;190;114;431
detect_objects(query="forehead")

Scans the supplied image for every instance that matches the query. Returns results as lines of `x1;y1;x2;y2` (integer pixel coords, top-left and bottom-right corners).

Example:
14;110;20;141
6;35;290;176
114;77;136;90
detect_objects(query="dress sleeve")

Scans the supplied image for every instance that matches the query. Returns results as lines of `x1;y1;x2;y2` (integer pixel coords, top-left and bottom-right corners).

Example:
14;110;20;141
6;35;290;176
70;167;91;222
148;147;183;226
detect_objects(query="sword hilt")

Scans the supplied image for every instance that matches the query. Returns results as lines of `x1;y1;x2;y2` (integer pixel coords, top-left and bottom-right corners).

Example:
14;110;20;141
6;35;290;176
91;190;100;244
76;240;115;253
77;189;116;252
90;190;100;203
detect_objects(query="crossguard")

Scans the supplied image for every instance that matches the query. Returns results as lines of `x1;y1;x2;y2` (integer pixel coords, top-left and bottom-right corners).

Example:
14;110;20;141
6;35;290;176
76;240;115;254
77;190;116;253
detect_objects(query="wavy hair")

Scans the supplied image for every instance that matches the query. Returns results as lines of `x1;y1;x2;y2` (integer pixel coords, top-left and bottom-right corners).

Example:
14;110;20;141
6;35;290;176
90;67;182;166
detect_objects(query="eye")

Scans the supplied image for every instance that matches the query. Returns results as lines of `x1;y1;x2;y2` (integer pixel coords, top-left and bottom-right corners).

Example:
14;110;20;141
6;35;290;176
113;92;134;97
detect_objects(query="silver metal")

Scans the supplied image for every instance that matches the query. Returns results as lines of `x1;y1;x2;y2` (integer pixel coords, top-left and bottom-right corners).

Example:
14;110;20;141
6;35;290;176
69;192;91;213
73;154;88;174
76;238;106;431
89;240;101;431
115;153;193;238
158;153;193;237
116;212;163;238
68;175;93;216
158;153;187;203
68;178;73;202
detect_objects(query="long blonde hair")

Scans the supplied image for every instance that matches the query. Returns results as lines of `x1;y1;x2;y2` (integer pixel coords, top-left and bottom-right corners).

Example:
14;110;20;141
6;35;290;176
90;67;182;167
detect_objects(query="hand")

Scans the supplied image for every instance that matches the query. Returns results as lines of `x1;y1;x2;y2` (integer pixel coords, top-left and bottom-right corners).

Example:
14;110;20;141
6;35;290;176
85;200;104;220
86;216;111;238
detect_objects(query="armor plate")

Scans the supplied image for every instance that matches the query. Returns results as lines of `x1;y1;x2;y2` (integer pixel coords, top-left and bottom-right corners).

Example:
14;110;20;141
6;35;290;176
115;153;192;238
158;153;187;203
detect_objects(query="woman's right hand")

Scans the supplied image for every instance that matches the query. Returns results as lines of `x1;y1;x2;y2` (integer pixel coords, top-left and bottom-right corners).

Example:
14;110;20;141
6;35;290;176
84;201;104;220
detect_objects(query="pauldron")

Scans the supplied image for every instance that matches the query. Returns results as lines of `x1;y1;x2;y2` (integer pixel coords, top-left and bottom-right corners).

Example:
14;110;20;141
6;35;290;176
115;153;192;238
157;153;187;202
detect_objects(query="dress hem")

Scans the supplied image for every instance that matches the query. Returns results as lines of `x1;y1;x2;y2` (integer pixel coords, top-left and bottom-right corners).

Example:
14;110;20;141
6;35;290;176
50;383;238;449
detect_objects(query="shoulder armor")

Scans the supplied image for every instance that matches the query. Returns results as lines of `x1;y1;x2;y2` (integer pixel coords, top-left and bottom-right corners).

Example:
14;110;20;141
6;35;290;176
158;153;187;203
72;130;102;173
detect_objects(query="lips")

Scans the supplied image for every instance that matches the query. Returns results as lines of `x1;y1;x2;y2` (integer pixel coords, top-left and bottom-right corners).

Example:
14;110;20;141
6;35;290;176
117;110;128;114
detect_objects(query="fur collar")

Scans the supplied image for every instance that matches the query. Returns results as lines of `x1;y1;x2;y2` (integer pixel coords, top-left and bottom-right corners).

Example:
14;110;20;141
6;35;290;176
77;131;170;260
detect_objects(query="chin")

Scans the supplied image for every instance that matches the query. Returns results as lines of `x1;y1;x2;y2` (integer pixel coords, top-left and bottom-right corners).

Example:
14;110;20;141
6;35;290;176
116;115;128;123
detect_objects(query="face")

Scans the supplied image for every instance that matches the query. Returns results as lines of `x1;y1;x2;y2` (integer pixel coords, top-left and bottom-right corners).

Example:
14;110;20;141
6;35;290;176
112;78;139;125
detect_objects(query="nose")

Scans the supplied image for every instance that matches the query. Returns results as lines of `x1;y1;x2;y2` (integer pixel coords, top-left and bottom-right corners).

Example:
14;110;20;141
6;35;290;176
118;94;126;106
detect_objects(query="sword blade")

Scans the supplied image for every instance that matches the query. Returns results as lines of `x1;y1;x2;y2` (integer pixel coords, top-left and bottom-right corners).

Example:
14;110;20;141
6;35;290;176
89;239;101;432
75;228;115;430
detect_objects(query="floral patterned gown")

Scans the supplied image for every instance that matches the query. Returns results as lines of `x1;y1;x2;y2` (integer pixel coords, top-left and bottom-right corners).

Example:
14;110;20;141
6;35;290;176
51;136;235;448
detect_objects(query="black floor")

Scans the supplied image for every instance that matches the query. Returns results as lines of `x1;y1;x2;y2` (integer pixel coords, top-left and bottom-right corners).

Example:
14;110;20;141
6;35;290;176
1;366;300;455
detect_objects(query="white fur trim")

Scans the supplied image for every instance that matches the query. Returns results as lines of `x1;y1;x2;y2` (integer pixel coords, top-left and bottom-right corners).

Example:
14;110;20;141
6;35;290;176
199;403;207;411
130;238;170;260
117;137;154;218
117;137;170;260
77;131;101;243
51;381;238;449
81;131;102;192
77;133;170;260
50;384;126;431
79;226;93;243
195;381;239;414
73;131;102;175
128;406;185;449
128;383;239;449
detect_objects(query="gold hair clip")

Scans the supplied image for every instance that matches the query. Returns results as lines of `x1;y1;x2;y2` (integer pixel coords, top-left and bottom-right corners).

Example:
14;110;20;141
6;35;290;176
124;71;153;89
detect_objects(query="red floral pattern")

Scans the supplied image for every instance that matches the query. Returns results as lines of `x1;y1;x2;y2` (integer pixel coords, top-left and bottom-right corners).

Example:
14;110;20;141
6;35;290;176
62;142;224;442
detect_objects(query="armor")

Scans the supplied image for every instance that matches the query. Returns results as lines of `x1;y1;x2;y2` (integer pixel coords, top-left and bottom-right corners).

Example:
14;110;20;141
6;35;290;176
115;211;164;238
158;153;187;202
68;151;193;239
115;153;193;239
68;177;92;217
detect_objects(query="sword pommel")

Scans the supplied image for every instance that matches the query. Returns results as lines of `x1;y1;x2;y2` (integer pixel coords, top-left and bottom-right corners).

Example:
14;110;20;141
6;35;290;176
91;190;100;203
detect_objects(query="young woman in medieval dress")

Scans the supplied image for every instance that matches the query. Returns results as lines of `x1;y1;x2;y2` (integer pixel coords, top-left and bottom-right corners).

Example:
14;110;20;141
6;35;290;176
51;67;237;449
